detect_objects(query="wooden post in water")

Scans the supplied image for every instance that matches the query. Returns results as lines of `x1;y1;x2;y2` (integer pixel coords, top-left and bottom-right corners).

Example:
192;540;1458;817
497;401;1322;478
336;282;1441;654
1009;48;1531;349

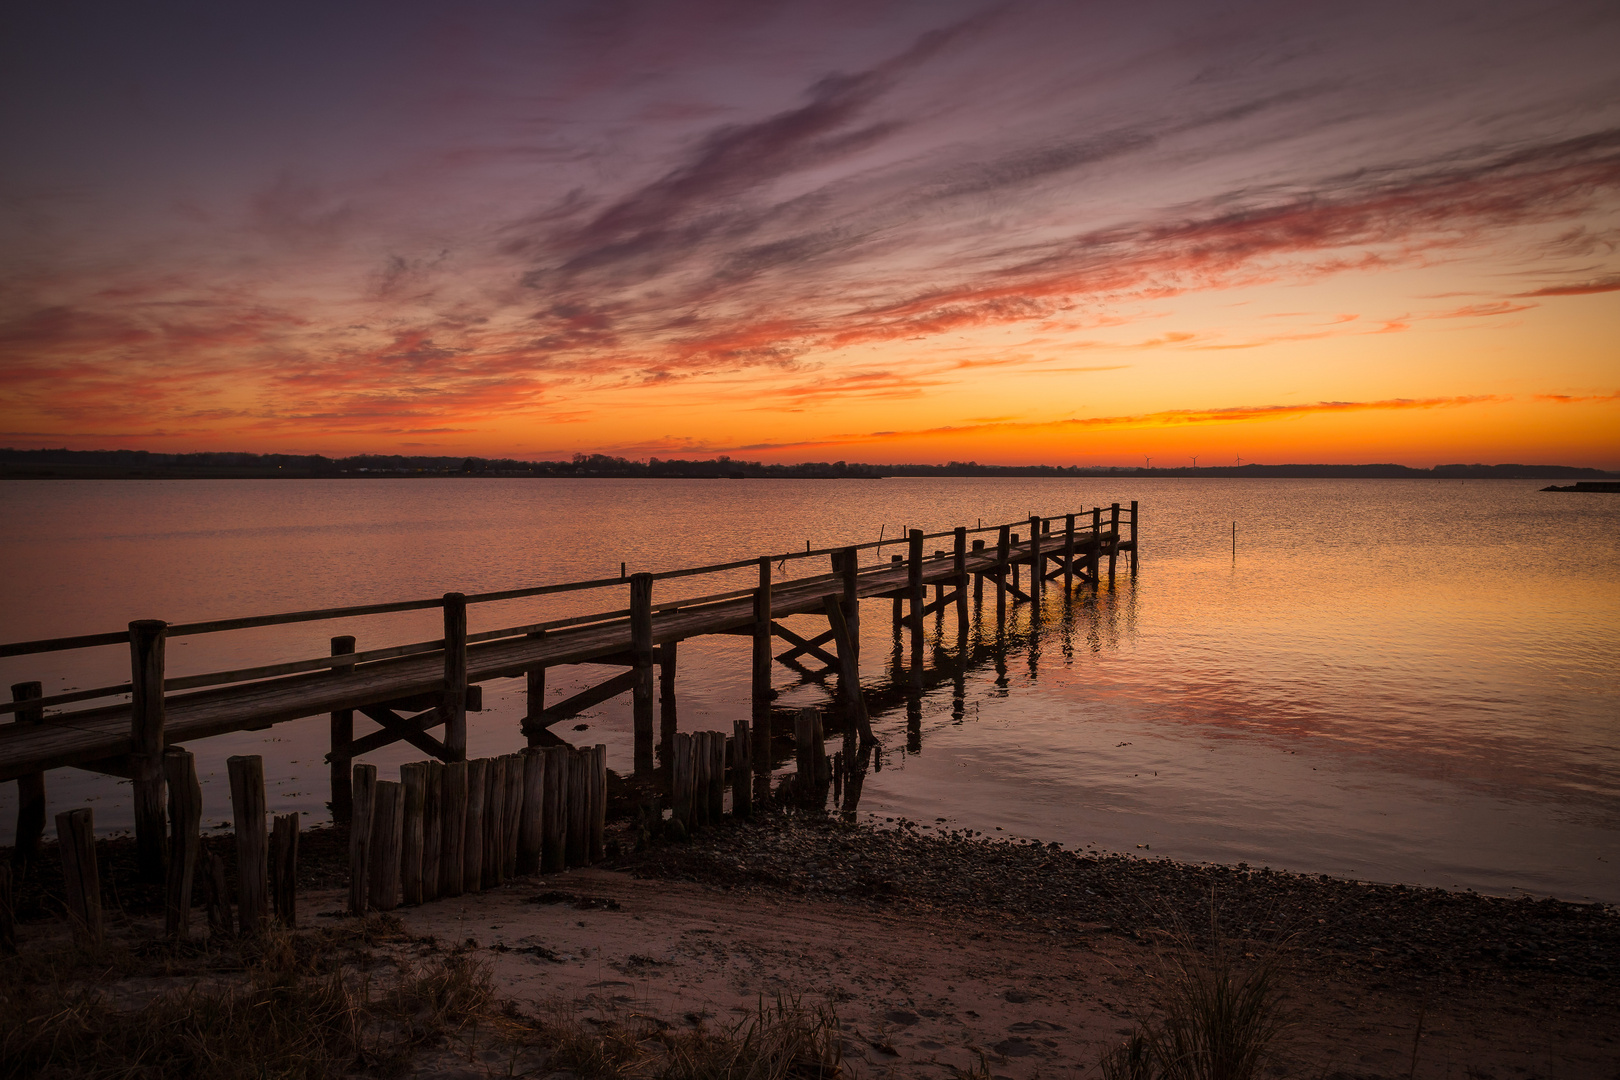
890;554;904;632
462;758;485;892
566;750;590;866
630;573;655;776
329;635;356;820
933;551;945;609
129;619;168;882
517;747;544;874
1130;500;1139;574
400;763;425;905
822;595;874;744
732;719;752;817
370;781;402;911
706;732;725;823
1090;507;1102;586
1064;514;1076;590
271;812;298;928
908;530;924;685
671;731;694;831
502;753;523;878
483;755;506;889
162;748;201;940
752;558;773;706
422;761;442;901
227;755;268;935
349;763;376;914
1029;516;1043;594
996;526;1010;625
524;631;546;747
972;539;985;606
953;528;969;625
590;744;607;862
439;760;466;897
541;746;568;872
1108;503;1120;587
9;682;45;869
839;545;860;663
1011;534;1021;593
442;593;468;761
56;808;101;949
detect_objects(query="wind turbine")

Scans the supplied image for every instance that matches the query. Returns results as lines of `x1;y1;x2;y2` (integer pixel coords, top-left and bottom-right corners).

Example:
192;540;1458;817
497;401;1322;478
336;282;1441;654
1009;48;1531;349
1191;454;1199;468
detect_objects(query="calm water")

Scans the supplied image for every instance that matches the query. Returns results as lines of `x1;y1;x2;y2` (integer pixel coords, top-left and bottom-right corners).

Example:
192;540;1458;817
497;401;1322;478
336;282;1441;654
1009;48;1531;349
2;478;1616;901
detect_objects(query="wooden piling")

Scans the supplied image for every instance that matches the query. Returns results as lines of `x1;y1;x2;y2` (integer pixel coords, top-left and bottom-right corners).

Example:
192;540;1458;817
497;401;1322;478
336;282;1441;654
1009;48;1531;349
838;545;860;663
891;554;904;632
1029;516;1043;593
401;762;426;905
996;526;1010;623
542;746;568;872
483;755;506;888
227;754;268;935
793;709;815;785
442;593;468;761
422;761;442;901
1090;507;1102;586
691;731;711;829
502;752;523;878
954;528;968;624
566;749;590;866
440;760;466;897
350;763;376;914
462;758;486;892
752;558;773;705
57;808;102;948
671;731;694;831
1064;514;1076;589
271;812;299;928
517;747;544;875
822;594;874;744
370;781;402;911
732;719;752;817
1011;534;1021;592
1130;500;1139;574
9;681;44;869
589;744;607;863
204;850;232;938
129;619;168;882
707;731;725;823
630;573;655;775
908;530;924;684
329;635;356;821
162;747;201;939
1108;503;1120;586
973;539;985;606
933;551;945;608
525;631;546;747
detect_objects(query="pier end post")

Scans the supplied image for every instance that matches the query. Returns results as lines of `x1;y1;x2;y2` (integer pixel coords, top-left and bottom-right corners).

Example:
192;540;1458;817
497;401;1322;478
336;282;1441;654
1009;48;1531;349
9;682;45;869
630;572;655;775
442;594;468;761
752;557;774;705
129;619;168;882
329;635;356;821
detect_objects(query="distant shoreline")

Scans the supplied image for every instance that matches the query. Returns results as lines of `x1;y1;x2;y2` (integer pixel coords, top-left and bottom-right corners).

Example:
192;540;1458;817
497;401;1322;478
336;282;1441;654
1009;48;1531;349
2;448;1614;482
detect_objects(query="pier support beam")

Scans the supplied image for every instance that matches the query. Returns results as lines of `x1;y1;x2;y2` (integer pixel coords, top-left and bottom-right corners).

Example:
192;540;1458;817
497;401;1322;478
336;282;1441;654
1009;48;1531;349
329;635;356;821
9;682;44;870
908;530;924;687
631;572;655;776
1108;503;1120;588
996;526;1010;627
1090;507;1102;587
752;557;774;706
954;528;968;627
1130;500;1139;575
442;594;468;761
129;619;167;882
1029;516;1043;597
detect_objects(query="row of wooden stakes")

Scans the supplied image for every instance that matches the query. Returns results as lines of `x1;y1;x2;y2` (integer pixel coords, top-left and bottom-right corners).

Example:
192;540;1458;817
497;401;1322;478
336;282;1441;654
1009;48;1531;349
347;744;607;915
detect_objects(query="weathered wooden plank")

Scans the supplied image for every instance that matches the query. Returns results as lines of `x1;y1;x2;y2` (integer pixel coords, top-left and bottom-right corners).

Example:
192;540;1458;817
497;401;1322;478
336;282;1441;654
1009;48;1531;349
350;763;376;914
400;763;425;906
541;746;568;873
440;760;466;898
370;781;403;911
462;758;486;893
517;747;544;875
227;755;268;935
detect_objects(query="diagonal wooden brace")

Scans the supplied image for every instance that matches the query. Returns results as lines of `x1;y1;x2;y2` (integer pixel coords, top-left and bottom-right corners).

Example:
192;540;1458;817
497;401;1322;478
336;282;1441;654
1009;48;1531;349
343;706;448;759
773;622;839;668
524;668;638;737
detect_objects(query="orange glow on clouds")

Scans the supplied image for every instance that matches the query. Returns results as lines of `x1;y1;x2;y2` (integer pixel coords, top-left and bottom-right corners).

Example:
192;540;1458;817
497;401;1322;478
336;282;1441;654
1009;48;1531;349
1;2;1617;466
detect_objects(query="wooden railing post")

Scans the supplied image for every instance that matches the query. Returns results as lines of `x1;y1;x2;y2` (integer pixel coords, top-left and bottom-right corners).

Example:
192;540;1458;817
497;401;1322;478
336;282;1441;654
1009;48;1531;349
890;554;904;633
9;681;44;869
752;557;773;706
1130;500;1139;574
442;594;467;761
953;527;968;624
228;754;268;935
129;619;168;882
524;631;547;747
1064;513;1076;590
1109;503;1121;587
996;525;1010;625
329;635;356;821
907;530;924;686
1029;515;1043;594
1090;507;1102;586
972;539;985;606
839;545;860;664
630;572;655;776
162;748;201;940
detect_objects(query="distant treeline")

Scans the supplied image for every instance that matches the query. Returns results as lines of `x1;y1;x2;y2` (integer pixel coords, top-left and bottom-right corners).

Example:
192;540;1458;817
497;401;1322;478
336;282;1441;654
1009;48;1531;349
0;447;1611;480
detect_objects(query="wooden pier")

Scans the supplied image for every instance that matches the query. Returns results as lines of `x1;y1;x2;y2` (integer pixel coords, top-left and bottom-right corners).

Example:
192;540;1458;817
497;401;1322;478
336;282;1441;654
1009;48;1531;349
3;504;1137;877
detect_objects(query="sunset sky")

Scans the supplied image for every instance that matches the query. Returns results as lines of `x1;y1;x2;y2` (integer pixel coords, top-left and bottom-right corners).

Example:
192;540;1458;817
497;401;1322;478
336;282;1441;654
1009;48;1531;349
2;0;1617;467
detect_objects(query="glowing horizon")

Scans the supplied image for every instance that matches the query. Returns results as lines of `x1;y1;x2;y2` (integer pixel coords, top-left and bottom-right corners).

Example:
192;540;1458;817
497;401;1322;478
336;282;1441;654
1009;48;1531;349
2;1;1617;468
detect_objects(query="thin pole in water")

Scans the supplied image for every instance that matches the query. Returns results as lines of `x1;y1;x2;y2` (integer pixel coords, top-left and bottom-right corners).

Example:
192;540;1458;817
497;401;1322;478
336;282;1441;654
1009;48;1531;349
1232;521;1236;561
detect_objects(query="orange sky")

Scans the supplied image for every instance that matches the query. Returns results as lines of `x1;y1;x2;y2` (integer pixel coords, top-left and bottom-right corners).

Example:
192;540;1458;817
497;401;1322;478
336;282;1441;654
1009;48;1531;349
2;1;1617;466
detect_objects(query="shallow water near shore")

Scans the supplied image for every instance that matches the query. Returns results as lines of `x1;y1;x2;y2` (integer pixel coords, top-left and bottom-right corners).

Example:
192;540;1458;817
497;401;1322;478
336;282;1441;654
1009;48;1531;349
1;477;1616;901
